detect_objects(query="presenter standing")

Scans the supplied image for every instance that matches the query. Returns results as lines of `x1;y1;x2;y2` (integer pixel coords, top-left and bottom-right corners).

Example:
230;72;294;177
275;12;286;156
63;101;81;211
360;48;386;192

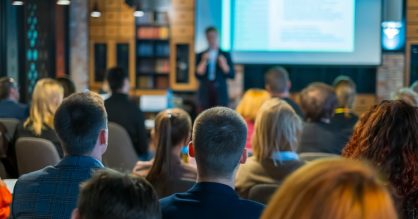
196;27;235;110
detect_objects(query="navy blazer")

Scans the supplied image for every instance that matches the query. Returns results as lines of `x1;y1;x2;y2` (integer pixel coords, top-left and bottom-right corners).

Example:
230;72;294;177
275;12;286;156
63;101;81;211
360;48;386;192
0;100;28;120
195;49;235;108
11;156;104;219
160;182;264;219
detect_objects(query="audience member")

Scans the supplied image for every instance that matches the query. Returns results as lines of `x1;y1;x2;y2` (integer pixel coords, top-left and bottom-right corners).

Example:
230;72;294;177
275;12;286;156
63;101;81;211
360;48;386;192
236;99;303;198
0;77;28;120
391;87;418;106
104;67;149;159
12;92;108;219
261;158;398;219
331;75;358;146
0;179;11;219
264;67;303;118
235;89;270;151
15;78;64;157
71;169;161;219
57;76;76;98
297;82;342;154
343;100;418;219
133;109;196;197
160;107;264;219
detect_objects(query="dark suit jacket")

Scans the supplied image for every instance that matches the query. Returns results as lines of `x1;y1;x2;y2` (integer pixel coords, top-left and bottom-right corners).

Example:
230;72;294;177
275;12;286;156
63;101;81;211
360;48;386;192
236;156;304;198
282;97;304;119
160;182;264;219
11;156;104;219
298;121;347;154
196;49;235;108
105;93;149;156
0;100;28;121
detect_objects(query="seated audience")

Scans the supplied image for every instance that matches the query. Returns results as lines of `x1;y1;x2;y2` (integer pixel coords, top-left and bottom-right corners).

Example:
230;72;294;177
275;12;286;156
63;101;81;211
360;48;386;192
264;67;303;118
235;89;270;151
71;169;161;219
297;82;343;154
0;77;28;120
12;92;108;219
160;107;264;219
15;78;64;157
261;158;398;219
0;179;11;219
391;87;418;106
331;75;358;145
133;108;197;197
57;76;76;98
236;99;304;198
343;100;418;219
104;67;149;159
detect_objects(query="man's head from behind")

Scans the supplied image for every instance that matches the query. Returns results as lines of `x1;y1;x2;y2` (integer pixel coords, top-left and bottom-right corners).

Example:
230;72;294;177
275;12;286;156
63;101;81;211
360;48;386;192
265;67;290;96
0;77;19;101
72;169;161;219
54;92;108;158
106;67;129;94
189;107;247;180
300;82;337;122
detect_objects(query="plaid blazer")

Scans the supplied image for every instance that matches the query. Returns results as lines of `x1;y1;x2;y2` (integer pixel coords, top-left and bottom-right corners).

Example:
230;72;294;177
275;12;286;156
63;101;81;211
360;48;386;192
11;156;104;219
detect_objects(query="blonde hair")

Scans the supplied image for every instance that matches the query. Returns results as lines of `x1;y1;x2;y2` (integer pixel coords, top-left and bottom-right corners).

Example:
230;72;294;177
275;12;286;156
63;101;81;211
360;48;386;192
236;89;270;122
252;98;302;161
261;158;398;219
24;78;63;136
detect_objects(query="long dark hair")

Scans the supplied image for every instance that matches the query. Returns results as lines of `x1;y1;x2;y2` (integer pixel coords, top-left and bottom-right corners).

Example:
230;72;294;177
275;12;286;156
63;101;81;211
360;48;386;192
342;100;418;218
146;108;192;187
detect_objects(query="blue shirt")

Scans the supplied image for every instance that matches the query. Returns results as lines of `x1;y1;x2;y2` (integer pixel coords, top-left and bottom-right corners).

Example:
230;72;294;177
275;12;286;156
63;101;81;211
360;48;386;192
160;182;264;219
0;99;28;120
11;156;104;219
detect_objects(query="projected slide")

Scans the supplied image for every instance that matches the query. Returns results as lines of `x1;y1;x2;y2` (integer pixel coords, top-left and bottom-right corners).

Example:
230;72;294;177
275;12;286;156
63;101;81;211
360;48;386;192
230;0;355;52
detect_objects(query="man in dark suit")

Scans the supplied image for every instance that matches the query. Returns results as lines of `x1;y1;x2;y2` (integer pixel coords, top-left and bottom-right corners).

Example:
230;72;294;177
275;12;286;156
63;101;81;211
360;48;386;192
265;67;304;118
0;77;28;120
104;67;149;159
160;107;264;219
196;27;235;110
12;92;108;219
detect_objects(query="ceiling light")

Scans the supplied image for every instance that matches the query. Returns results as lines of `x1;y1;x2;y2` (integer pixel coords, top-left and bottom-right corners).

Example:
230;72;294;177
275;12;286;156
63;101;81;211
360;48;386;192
12;0;24;6
90;1;101;18
56;0;71;5
133;1;144;17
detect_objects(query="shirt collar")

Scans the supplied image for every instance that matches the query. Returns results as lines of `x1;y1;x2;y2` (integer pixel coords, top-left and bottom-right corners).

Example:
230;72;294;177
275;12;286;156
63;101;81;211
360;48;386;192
189;182;237;197
57;156;104;168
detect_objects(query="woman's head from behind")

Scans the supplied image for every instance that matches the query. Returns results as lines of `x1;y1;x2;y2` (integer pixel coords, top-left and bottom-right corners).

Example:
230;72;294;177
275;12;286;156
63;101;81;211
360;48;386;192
261;158;398;219
333;75;356;109
343;100;418;213
25;78;63;135
147;108;192;184
252;98;302;161
236;89;270;122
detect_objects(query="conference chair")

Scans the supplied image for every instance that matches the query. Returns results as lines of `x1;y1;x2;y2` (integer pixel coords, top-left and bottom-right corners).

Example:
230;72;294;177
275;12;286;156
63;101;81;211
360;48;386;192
299;152;340;162
0;118;19;158
15;137;60;176
248;184;280;204
103;122;138;172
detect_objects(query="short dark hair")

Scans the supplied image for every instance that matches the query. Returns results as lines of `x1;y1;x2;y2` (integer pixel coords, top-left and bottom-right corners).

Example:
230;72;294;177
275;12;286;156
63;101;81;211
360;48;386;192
77;169;161;219
56;76;76;98
54;92;107;155
192;107;247;178
205;26;218;35
265;67;290;93
106;67;128;92
0;77;17;99
300;82;337;122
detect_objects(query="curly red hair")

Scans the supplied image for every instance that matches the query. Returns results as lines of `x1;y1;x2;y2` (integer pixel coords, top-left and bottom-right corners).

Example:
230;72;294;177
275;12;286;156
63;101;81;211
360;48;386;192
342;100;418;217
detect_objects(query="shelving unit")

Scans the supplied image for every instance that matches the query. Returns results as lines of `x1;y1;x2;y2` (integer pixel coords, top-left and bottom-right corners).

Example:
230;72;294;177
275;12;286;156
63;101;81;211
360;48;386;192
136;11;171;93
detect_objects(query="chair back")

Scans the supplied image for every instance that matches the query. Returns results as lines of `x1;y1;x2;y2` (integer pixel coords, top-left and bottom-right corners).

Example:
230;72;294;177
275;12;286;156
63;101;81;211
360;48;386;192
0;118;19;158
103;122;138;171
15;137;60;175
299;152;340;162
248;184;280;204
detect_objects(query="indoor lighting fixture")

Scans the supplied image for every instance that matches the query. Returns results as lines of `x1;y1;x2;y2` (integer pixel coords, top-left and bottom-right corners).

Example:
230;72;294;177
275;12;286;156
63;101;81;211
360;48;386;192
133;1;144;17
56;0;71;5
12;0;24;6
90;1;101;18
